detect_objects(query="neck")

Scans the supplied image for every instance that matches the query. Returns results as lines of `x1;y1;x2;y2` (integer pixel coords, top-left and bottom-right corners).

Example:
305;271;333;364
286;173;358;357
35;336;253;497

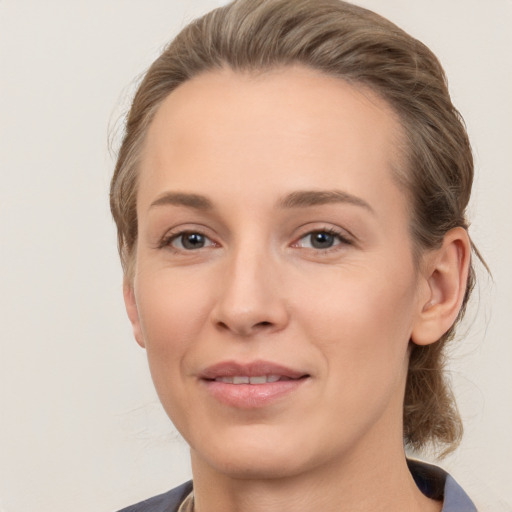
190;440;441;512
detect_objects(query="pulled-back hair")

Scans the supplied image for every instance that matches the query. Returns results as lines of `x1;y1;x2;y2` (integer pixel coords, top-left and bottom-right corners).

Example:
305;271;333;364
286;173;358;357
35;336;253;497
111;0;478;455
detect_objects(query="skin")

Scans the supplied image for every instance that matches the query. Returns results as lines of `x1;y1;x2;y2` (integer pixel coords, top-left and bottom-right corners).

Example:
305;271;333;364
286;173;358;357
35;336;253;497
124;66;470;512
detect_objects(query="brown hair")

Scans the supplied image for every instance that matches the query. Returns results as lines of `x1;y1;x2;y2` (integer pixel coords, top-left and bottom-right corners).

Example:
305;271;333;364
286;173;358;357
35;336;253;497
111;0;478;455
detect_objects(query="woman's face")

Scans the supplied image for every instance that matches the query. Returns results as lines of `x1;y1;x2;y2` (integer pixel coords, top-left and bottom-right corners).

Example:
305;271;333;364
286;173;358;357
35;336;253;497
127;66;429;479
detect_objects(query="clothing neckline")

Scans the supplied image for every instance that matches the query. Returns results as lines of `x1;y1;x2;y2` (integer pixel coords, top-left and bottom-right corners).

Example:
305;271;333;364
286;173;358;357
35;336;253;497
177;459;477;512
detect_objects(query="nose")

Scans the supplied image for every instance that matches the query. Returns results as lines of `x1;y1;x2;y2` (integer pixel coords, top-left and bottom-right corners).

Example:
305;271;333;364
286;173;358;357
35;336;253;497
210;245;289;337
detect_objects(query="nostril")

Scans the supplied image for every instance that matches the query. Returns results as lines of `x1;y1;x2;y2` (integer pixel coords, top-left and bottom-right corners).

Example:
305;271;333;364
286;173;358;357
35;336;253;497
214;319;276;337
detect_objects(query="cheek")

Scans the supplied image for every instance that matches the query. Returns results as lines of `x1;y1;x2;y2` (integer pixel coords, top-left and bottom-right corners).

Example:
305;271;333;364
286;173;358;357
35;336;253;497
134;270;212;389
298;263;418;395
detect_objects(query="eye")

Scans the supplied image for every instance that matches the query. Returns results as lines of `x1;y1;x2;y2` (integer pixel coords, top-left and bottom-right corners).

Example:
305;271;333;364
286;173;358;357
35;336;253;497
295;230;349;250
166;231;216;250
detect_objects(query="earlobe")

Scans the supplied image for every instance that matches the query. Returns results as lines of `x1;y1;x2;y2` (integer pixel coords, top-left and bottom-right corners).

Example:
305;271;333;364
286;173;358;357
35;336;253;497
411;227;471;346
123;279;146;348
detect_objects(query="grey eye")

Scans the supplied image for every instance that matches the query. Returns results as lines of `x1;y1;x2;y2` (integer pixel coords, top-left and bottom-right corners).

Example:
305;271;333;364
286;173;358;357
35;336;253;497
309;232;336;249
173;232;210;250
298;231;341;249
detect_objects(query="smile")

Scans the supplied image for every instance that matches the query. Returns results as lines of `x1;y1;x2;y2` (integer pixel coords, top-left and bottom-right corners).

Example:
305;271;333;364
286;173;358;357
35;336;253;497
213;375;293;384
200;360;310;408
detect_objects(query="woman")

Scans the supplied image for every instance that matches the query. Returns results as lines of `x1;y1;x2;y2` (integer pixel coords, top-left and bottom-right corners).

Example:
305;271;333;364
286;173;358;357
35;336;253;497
111;0;480;510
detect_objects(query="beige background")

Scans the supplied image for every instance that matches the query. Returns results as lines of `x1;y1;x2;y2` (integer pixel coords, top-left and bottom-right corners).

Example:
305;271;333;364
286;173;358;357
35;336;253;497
0;1;511;511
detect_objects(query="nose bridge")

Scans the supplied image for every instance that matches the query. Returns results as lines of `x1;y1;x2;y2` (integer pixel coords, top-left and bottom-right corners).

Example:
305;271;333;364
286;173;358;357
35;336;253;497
212;234;287;336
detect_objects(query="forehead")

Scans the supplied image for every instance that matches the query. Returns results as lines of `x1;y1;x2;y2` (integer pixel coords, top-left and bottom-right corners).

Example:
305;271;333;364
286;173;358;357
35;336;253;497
139;65;407;216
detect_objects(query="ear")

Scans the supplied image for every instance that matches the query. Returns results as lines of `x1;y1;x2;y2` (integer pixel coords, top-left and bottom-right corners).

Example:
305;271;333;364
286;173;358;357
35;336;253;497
411;227;471;346
123;279;146;348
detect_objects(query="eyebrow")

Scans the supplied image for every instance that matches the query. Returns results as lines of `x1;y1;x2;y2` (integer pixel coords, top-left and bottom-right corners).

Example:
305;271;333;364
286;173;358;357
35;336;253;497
278;190;374;213
149;192;213;210
148;189;374;213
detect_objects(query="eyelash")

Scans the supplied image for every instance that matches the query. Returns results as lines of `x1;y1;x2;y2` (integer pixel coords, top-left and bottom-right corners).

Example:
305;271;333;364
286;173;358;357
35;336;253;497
158;227;353;253
158;230;217;251
293;227;353;252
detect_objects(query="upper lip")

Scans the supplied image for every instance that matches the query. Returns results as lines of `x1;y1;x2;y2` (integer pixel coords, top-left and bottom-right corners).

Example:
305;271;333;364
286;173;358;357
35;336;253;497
200;360;309;380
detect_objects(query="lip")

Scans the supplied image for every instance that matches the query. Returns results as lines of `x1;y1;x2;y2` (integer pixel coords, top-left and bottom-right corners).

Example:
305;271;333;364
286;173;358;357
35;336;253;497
199;360;310;409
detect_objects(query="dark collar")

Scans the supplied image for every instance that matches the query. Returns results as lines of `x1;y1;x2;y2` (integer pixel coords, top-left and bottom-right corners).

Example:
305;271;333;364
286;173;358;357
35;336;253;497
408;459;477;511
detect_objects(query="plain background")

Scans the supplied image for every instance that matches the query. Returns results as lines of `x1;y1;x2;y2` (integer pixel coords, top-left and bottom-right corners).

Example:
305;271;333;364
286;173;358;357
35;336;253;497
1;1;511;511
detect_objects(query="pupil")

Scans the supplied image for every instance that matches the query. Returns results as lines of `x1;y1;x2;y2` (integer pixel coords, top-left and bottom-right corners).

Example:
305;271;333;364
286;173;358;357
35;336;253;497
311;232;334;249
183;233;205;249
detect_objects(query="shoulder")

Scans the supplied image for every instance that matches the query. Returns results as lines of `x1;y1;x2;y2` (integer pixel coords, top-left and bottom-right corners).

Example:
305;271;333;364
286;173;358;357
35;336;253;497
407;459;478;512
115;481;193;512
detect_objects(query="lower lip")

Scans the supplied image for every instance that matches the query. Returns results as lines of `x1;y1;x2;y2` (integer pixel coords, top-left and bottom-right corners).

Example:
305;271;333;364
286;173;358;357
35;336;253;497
202;378;307;408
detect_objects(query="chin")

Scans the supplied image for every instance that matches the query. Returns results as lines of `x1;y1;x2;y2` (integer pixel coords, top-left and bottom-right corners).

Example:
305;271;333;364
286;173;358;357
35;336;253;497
190;425;325;481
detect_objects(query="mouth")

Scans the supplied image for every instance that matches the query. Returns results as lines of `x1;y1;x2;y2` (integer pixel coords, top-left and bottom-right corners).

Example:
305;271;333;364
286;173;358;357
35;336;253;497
210;375;302;384
199;360;310;408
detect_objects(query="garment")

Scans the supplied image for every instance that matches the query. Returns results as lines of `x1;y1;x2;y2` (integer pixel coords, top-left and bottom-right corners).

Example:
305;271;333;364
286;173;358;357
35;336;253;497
116;459;477;512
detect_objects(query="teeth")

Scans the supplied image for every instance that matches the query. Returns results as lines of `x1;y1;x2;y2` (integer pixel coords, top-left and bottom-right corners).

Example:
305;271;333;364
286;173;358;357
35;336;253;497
249;376;266;384
214;375;284;384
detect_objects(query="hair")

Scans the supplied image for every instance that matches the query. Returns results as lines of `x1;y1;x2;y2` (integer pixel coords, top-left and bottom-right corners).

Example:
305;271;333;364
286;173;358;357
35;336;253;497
111;0;479;455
